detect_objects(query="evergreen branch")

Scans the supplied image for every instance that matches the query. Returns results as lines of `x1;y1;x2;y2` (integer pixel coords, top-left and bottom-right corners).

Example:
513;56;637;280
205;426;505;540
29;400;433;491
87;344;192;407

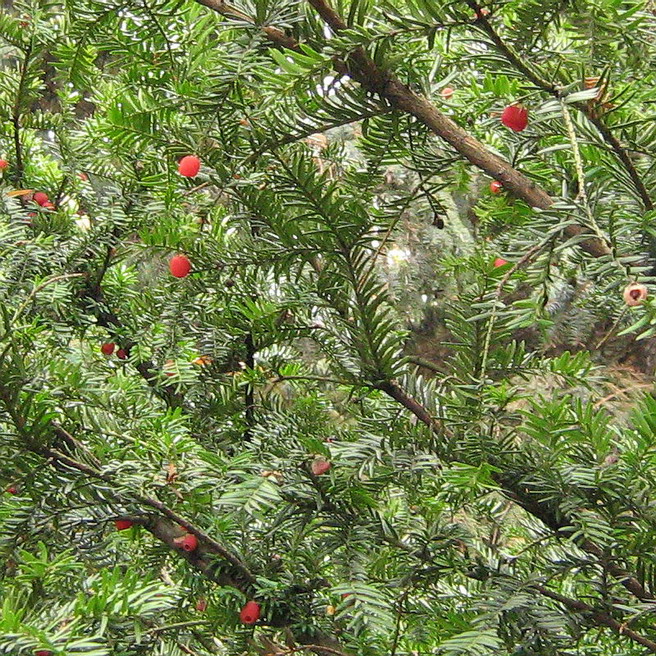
12;43;32;186
300;0;612;260
375;379;655;606
199;0;609;259
464;0;654;216
193;0;299;49
38;443;257;587
534;584;656;653
0;383;256;587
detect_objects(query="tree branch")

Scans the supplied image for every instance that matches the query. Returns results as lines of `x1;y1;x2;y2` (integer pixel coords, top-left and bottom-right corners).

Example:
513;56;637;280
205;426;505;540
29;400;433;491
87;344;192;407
377;378;654;606
464;0;653;215
192;0;610;259
534;584;656;653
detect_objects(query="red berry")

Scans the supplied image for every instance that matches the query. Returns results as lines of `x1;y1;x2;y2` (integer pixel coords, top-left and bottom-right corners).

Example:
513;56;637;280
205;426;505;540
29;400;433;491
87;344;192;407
35;651;53;656
178;155;201;178
195;598;208;612
0;159;8;170
6;485;18;495
43;202;55;210
490;180;503;194
493;257;508;267
501;105;529;132
78;172;88;181
33;192;49;206
169;254;192;278
116;348;128;360
115;519;133;531
240;600;261;624
311;458;331;476
101;342;115;356
175;533;198;552
441;87;454;100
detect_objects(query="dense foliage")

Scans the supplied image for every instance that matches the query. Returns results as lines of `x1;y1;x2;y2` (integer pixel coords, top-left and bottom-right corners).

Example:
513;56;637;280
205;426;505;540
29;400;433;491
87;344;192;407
1;0;656;654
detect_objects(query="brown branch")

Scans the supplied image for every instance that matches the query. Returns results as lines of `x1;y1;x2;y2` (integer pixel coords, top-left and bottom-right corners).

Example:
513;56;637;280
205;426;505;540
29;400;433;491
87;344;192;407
535;584;656;653
465;0;653;214
35;442;257;586
377;378;654;605
199;0;608;258
301;0;611;252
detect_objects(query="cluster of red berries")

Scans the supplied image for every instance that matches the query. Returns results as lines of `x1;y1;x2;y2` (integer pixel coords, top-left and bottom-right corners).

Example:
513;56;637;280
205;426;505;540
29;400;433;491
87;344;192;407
113;517;261;625
101;343;128;359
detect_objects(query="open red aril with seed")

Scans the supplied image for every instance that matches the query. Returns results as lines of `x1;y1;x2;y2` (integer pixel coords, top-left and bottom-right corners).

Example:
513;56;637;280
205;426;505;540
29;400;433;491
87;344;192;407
623;283;648;306
240;600;261;624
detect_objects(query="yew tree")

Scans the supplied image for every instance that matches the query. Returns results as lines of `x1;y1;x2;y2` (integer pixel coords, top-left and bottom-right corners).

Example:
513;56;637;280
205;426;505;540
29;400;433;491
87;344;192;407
2;0;656;654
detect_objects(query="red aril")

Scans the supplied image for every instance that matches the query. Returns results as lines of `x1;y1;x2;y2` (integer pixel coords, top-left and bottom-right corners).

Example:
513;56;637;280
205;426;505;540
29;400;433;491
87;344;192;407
493;257;508;267
115;519;133;531
501;105;528;132
311;458;331;476
240;600;261;624
490;181;503;194
33;192;49;206
178;156;201;178
169;254;192;278
101;342;115;356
